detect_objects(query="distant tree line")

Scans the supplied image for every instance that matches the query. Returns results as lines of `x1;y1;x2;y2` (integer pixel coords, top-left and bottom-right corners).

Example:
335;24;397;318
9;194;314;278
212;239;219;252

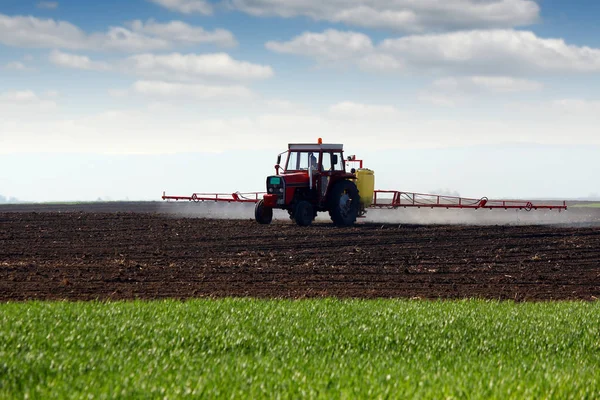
0;194;20;203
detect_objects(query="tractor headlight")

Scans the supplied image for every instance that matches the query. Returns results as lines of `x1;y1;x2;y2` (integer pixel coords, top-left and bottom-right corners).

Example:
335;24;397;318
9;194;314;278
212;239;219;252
268;188;273;193
279;188;284;193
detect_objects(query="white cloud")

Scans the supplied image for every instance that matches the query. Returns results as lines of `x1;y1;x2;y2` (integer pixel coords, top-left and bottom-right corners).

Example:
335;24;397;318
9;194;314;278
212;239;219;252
461;76;542;92
328;101;402;119
126;52;274;82
417;92;459;107
357;53;403;72
0;13;234;52
0;13;89;49
4;61;31;71
49;50;111;71
0;90;38;102
37;1;58;9
3;99;600;155
148;0;212;15
128;19;237;47
267;29;600;75
266;29;373;62
418;76;542;106
96;26;170;52
379;30;600;73
230;0;539;32
266;30;404;71
0;90;56;110
0;13;168;51
432;76;542;93
551;99;600;114
131;80;253;100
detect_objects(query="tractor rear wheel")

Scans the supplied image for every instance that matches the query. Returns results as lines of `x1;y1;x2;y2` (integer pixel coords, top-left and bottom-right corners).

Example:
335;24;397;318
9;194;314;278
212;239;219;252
328;180;360;226
255;199;273;224
294;201;314;227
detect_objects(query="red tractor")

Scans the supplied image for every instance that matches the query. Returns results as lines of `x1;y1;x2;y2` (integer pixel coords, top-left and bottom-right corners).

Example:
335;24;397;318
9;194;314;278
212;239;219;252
255;139;373;227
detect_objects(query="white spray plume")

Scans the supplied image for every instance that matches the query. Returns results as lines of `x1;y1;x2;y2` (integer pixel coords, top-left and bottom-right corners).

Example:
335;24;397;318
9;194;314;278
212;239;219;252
364;207;598;226
159;201;599;226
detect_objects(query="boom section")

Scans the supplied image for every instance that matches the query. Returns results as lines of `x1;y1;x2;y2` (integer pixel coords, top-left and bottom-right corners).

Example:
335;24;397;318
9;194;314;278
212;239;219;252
371;191;567;211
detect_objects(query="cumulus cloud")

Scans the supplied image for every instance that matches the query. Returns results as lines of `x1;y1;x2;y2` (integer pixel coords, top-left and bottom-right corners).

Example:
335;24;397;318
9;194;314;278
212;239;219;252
357;53;403;72
4;61;32;71
49;50;111;71
97;26;171;52
266;29;373;62
379;30;600;73
0;13;90;49
126;52;274;82
418;76;542;106
0;90;56;110
131;80;253;100
128;19;237;47
148;0;213;15
432;75;542;94
230;0;539;32
457;76;542;93
267;29;600;75
0;13;235;52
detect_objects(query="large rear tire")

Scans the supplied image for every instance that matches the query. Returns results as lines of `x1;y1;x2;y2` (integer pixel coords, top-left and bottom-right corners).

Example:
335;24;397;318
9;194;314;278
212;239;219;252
328;180;360;226
294;201;313;227
255;199;273;224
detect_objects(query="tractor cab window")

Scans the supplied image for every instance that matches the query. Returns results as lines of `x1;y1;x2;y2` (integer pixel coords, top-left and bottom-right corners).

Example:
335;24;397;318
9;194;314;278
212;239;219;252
332;152;344;171
321;153;332;171
321;152;343;171
286;151;320;171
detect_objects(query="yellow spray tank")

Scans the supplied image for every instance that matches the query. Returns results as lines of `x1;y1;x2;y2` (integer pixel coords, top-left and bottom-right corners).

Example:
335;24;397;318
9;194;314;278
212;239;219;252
355;168;375;210
346;155;374;214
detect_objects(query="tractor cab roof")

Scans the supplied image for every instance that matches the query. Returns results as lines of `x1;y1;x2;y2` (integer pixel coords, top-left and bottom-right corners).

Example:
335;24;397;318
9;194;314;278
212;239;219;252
288;143;343;152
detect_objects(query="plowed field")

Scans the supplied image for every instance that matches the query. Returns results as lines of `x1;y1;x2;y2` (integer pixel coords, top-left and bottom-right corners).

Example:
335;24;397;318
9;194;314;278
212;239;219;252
2;203;599;301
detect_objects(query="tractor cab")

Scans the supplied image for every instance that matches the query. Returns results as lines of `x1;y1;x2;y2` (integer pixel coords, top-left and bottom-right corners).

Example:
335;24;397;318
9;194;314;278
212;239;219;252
278;143;349;198
255;139;374;227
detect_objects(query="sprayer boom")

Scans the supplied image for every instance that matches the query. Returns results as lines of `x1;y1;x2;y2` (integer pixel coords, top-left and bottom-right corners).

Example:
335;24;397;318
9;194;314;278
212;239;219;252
162;190;566;211
161;191;263;203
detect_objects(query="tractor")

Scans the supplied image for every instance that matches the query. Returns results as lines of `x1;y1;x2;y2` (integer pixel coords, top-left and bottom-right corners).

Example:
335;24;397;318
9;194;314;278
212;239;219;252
254;139;375;227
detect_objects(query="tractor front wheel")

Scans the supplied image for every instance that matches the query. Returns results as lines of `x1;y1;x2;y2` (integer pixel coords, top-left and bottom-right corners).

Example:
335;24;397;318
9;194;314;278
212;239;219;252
294;201;314;227
328;180;360;226
255;199;273;224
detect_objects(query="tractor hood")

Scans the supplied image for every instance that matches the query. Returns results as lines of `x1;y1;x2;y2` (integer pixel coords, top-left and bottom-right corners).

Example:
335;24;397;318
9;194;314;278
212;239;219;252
281;171;309;186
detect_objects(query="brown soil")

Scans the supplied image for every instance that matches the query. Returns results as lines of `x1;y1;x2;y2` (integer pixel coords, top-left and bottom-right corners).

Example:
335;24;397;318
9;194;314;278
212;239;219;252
1;206;599;301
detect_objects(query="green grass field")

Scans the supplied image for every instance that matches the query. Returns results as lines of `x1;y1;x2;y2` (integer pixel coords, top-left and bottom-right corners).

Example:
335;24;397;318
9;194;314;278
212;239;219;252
1;299;599;399
571;203;600;208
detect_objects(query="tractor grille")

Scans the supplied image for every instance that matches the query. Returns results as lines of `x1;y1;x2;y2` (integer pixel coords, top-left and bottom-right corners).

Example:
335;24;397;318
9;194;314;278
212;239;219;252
266;176;285;205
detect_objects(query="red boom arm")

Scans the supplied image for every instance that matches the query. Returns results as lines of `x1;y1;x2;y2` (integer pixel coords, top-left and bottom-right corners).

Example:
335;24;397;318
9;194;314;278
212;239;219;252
371;191;566;211
162;190;566;211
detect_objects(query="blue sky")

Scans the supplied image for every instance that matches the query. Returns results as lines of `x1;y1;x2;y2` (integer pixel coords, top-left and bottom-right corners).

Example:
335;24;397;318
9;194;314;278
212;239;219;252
1;0;599;201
